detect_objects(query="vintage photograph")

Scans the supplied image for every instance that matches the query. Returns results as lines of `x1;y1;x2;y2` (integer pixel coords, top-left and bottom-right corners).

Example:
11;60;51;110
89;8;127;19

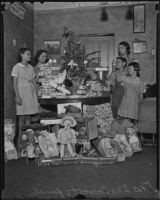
133;41;147;53
133;4;146;33
2;1;159;200
57;102;82;116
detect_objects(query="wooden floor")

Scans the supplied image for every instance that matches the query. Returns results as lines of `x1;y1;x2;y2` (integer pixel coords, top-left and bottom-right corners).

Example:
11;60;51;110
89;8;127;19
2;146;158;199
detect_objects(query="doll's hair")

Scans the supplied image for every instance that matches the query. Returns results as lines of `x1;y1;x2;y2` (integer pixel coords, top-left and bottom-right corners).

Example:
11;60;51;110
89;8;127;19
116;56;127;69
118;41;131;56
33;49;47;66
128;62;140;77
17;48;31;62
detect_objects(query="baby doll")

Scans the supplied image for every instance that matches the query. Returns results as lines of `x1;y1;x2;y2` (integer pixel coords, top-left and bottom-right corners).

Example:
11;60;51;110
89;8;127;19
57;116;77;158
125;128;142;152
25;129;36;158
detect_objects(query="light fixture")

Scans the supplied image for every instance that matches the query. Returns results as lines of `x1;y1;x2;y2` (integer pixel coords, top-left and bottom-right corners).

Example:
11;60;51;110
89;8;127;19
1;3;5;12
101;7;108;21
126;6;134;20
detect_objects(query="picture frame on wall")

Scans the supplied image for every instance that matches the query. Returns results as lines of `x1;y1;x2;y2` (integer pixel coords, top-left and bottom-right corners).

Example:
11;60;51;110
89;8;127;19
44;40;61;55
133;41;147;54
133;4;146;33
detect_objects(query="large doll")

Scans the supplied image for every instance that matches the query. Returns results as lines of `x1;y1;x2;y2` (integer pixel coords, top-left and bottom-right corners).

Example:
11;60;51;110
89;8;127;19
58;116;78;158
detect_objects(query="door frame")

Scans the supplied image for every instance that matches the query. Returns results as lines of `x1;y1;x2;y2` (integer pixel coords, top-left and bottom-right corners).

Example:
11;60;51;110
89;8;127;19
78;33;115;75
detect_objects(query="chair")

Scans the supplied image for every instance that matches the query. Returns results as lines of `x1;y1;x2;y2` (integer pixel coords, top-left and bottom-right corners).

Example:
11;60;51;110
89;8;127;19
138;97;156;145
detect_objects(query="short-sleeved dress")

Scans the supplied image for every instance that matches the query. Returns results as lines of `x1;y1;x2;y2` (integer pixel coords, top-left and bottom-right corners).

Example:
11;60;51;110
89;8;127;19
118;77;146;120
11;63;39;115
57;128;76;145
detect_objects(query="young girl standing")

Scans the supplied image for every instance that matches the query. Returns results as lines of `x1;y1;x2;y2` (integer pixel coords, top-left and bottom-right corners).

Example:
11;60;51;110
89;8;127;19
11;48;39;126
33;49;48;82
109;57;127;118
118;62;146;122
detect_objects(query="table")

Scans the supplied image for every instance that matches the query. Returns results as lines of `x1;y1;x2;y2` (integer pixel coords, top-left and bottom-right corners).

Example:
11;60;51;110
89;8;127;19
38;95;111;139
39;95;111;112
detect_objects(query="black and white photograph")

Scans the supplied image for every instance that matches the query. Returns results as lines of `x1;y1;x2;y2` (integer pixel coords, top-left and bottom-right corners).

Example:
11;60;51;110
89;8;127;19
1;1;160;200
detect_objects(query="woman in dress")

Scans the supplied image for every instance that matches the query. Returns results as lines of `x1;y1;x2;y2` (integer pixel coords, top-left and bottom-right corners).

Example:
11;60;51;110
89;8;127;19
33;50;48;88
11;48;39;125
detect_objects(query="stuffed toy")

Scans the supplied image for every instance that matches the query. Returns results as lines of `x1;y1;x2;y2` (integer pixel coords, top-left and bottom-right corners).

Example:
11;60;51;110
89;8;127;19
25;129;36;158
100;138;117;158
114;134;133;157
5;135;18;160
4;120;18;161
125;128;142;152
38;131;59;159
57;116;77;158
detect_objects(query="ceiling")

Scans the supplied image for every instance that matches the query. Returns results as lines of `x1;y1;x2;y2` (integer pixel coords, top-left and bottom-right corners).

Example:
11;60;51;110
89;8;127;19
34;1;158;11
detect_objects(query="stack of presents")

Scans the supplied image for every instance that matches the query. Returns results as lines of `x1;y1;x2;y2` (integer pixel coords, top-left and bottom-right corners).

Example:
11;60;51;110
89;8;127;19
36;60;68;98
4;102;142;166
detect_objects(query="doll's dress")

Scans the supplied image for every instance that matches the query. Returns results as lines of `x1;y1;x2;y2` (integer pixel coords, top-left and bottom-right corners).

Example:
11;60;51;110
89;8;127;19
111;80;124;118
58;128;76;145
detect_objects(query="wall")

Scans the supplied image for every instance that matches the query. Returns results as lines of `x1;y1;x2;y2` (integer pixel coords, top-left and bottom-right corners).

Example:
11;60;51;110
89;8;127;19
34;2;157;84
4;3;34;120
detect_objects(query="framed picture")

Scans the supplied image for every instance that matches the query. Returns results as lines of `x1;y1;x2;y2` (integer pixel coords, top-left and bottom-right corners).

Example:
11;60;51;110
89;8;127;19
57;102;82;117
133;4;146;33
133;41;147;54
44;40;61;55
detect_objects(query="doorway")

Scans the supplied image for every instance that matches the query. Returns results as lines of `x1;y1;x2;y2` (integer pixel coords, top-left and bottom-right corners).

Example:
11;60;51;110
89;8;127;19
79;34;115;75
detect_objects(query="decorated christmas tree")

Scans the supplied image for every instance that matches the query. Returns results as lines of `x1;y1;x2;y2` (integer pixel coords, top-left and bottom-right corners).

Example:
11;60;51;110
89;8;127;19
61;27;87;78
61;27;102;94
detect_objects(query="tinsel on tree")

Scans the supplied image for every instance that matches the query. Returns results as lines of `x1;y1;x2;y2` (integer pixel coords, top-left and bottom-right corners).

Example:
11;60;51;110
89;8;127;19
61;26;87;77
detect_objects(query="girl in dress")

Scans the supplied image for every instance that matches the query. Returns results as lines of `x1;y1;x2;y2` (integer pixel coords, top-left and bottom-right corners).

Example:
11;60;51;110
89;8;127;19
118;62;146;123
11;48;39;126
109;57;127;118
33;50;48;86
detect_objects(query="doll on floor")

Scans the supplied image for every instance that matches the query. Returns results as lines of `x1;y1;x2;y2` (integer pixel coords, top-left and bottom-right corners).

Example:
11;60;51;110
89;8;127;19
58;116;78;158
125;127;142;152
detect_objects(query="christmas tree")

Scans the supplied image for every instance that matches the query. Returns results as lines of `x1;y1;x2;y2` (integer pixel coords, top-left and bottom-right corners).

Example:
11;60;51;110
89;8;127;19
61;27;101;94
61;27;87;78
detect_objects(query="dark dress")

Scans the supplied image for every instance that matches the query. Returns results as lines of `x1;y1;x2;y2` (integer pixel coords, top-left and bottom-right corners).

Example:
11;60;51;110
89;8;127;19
111;80;124;118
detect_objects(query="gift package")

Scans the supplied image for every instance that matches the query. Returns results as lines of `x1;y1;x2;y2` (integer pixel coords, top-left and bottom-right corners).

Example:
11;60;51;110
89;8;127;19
36;62;66;98
4;119;18;161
